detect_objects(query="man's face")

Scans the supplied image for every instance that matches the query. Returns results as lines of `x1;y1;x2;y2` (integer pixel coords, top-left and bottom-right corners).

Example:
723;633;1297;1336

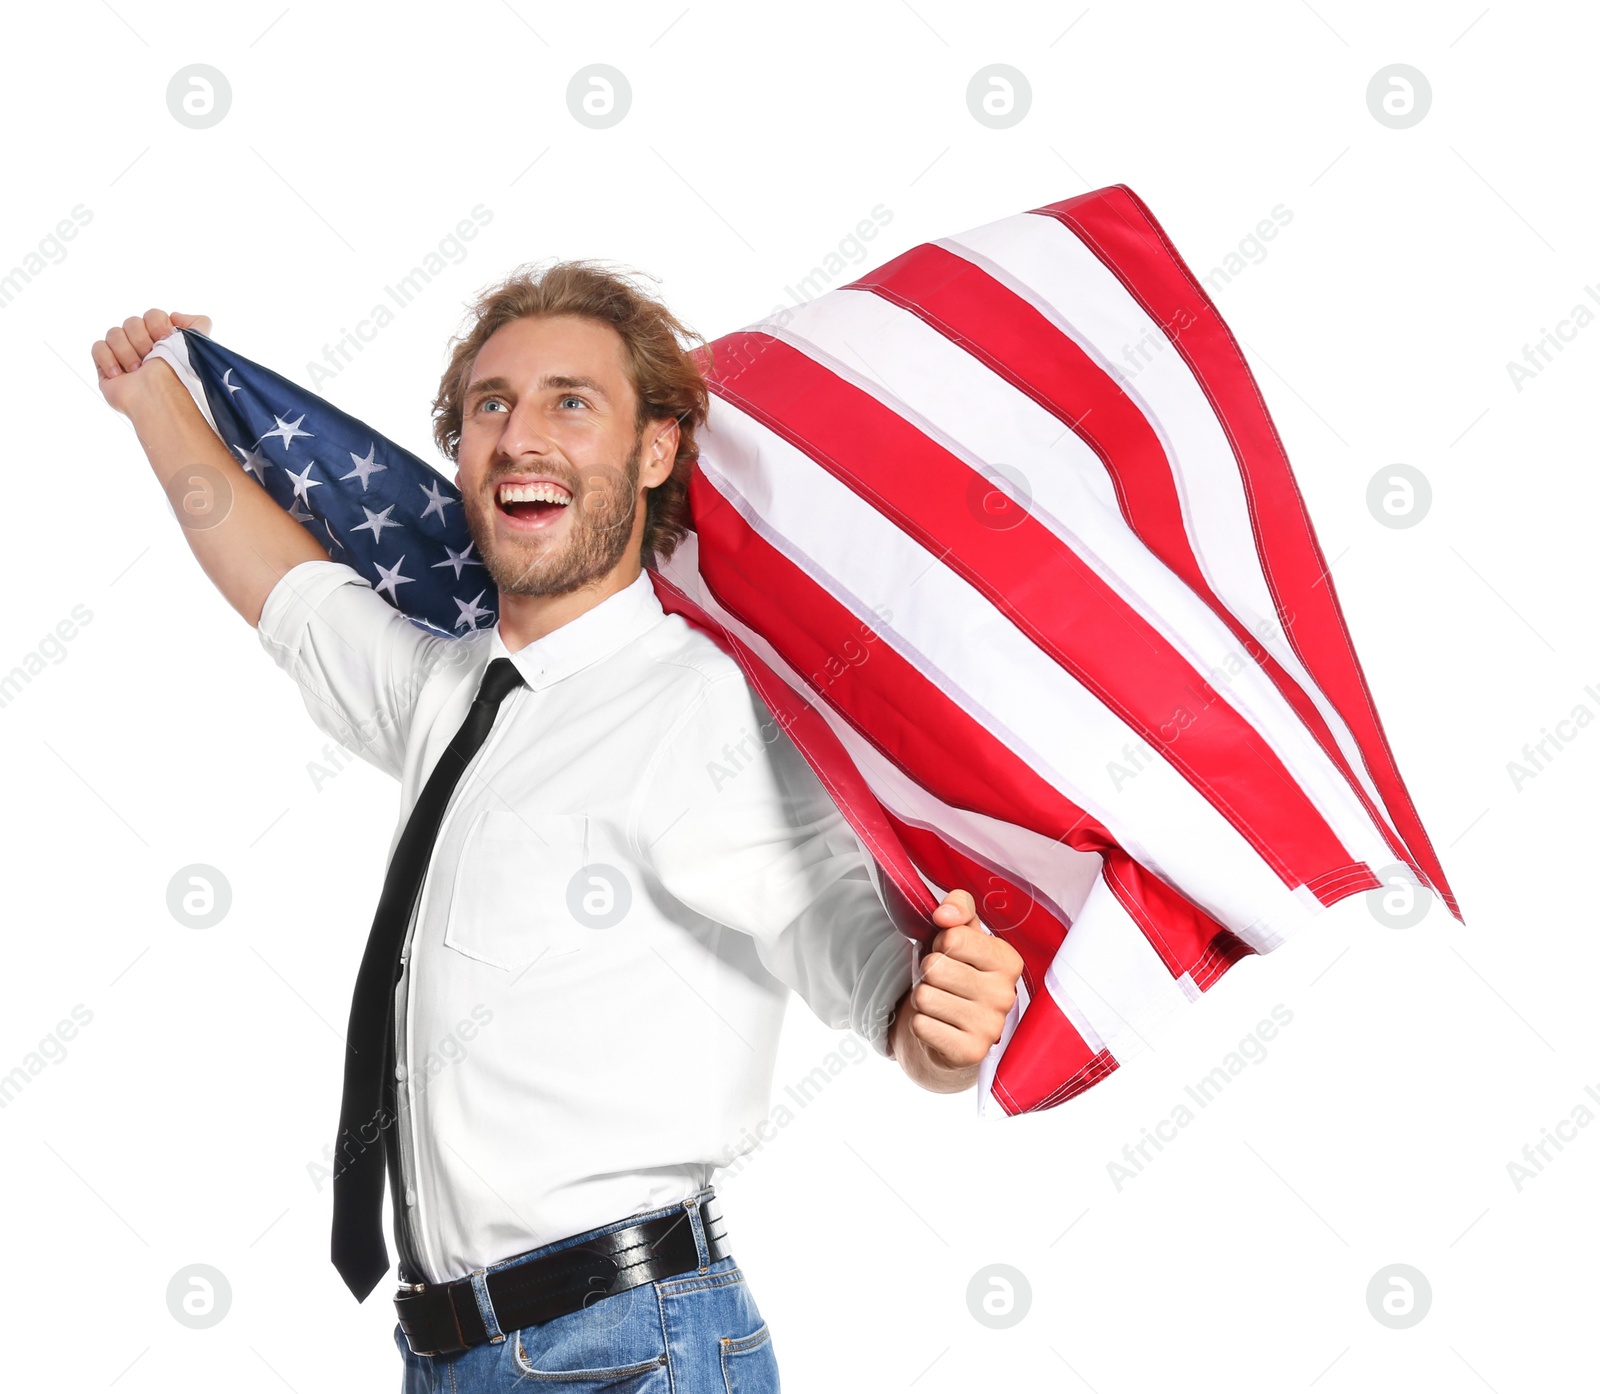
455;314;652;598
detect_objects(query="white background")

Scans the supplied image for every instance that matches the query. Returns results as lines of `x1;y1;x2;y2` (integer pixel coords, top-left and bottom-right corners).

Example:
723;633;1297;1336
1;1;1595;1390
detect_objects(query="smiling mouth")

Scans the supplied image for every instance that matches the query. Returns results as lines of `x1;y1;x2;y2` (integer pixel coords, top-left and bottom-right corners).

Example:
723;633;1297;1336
495;480;574;530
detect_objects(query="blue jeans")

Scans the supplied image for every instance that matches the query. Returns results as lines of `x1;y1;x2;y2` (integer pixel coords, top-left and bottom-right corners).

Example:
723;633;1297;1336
392;1188;781;1392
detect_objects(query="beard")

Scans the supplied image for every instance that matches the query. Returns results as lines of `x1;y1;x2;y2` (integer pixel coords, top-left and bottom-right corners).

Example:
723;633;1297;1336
464;434;643;600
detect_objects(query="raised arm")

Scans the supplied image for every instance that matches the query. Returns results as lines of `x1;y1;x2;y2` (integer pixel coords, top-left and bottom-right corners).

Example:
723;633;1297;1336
93;309;327;626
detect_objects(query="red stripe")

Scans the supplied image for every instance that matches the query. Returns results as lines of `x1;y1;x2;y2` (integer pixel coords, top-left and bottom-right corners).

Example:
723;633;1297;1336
1098;849;1254;984
1036;185;1460;920
990;989;1114;1115
1187;927;1257;992
681;465;1276;983
703;333;1365;902
854;244;1199;593
849;242;1417;885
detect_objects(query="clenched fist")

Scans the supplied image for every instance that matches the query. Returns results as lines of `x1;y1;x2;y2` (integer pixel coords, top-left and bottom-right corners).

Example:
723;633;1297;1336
91;308;211;417
890;889;1025;1092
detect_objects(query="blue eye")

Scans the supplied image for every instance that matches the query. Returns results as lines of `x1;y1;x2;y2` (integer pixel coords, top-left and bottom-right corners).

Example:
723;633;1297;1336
558;395;586;410
479;398;506;413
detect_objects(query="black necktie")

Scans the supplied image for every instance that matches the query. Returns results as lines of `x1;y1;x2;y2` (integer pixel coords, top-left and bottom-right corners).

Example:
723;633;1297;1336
331;656;526;1301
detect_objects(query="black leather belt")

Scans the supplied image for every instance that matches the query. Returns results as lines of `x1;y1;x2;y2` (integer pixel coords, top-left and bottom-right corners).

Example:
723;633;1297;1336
395;1194;731;1357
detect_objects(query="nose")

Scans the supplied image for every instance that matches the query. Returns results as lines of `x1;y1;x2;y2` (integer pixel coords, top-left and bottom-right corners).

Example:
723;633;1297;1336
495;399;557;463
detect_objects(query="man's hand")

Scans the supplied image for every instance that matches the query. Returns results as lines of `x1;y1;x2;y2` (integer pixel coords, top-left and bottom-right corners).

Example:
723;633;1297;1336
90;305;327;626
888;889;1025;1093
92;308;211;417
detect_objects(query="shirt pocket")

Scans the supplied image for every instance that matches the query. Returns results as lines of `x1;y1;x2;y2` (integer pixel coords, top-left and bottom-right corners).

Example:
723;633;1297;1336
442;809;594;973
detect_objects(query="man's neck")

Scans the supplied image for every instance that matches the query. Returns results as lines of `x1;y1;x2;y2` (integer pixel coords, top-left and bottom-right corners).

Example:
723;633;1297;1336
494;559;643;654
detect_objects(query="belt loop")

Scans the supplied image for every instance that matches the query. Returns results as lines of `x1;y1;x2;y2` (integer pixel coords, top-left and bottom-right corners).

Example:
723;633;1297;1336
683;1198;710;1273
468;1269;506;1344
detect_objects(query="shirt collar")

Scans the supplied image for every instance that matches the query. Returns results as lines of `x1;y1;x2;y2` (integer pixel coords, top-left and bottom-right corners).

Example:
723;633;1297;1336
486;569;665;692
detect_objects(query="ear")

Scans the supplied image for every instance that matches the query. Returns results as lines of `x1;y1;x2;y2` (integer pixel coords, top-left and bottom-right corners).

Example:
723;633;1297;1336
642;418;679;488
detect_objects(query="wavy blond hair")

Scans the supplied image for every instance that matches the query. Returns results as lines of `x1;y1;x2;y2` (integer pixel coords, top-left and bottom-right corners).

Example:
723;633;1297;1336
432;259;709;565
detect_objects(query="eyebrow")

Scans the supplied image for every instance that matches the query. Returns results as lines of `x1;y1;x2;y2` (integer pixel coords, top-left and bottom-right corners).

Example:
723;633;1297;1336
464;373;612;404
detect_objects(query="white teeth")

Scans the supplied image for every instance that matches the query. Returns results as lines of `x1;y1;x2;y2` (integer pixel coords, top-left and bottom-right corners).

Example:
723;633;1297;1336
498;481;572;506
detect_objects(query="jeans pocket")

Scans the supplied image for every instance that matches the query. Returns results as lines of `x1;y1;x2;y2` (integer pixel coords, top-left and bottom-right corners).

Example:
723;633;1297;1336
720;1321;779;1394
510;1330;667;1387
510;1283;670;1389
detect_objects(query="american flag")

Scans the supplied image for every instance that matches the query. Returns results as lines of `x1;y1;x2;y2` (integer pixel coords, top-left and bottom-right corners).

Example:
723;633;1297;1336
148;184;1459;1118
154;327;496;638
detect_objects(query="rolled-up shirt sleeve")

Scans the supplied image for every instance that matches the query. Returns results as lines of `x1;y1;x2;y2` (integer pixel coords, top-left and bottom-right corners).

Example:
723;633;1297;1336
628;670;916;1057
255;559;448;781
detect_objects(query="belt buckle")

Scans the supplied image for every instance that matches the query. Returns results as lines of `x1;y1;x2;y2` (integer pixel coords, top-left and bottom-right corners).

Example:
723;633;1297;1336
395;1282;470;1358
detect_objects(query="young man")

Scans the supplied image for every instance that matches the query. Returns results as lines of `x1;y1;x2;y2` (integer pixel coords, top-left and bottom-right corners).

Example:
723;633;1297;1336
92;263;1024;1392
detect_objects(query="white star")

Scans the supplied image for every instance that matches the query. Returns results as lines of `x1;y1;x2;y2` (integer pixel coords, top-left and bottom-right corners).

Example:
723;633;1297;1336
222;368;242;396
453;590;494;631
341;443;387;490
257;412;313;452
323;518;343;552
231;443;271;482
419;478;457;522
285;460;323;502
373;555;413;603
432;542;484;579
352;504;402;545
287;496;315;524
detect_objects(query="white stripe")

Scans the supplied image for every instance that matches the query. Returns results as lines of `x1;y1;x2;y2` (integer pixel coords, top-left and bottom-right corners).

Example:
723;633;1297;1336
1044;871;1195;1068
940;214;1398;845
678;410;1315;948
977;977;1027;1119
759;295;1396;872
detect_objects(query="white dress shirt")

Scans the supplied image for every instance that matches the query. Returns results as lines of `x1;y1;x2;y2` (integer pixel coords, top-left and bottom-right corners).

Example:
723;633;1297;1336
257;559;915;1283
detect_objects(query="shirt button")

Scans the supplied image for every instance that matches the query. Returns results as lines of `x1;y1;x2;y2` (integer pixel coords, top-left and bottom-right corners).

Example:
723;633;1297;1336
395;1064;407;1082
405;1188;417;1206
